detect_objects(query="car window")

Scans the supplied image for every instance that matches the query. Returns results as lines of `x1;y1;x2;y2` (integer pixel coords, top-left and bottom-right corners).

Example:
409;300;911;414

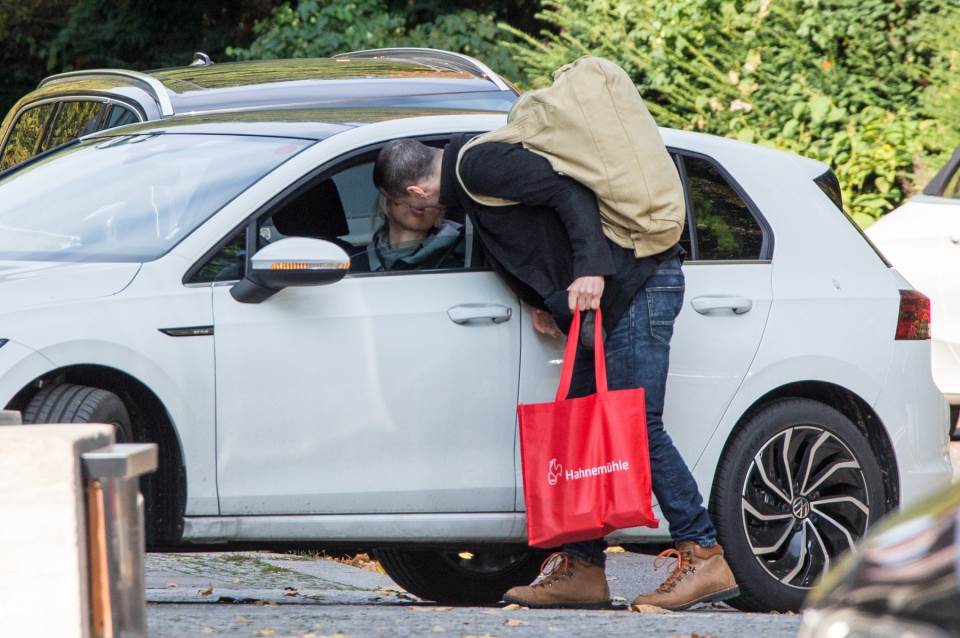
682;155;764;260
103;104;140;129
40;101;109;152
0;103;55;171
0;133;311;262
254;159;471;275
189;231;246;283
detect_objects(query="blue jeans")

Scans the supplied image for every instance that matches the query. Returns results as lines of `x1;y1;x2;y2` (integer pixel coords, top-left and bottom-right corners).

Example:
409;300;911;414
562;257;717;568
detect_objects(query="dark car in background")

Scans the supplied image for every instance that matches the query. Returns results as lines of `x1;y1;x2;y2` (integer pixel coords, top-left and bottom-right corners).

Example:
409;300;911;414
800;483;960;638
0;48;517;172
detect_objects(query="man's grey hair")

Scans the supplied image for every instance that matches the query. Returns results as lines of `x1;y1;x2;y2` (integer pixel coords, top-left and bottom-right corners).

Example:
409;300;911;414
373;139;437;197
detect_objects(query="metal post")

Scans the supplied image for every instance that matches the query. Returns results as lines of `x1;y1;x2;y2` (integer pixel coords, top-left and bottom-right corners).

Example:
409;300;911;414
81;443;158;638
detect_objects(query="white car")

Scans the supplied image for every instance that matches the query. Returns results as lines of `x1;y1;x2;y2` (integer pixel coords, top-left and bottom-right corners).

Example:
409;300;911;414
0;110;950;612
866;147;960;431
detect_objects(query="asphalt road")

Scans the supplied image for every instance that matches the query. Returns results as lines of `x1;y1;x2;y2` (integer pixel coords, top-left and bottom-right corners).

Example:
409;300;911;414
146;550;802;638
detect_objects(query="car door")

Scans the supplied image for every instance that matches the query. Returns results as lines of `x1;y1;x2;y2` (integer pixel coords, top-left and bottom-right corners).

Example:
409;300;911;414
516;151;773;513
209;156;522;516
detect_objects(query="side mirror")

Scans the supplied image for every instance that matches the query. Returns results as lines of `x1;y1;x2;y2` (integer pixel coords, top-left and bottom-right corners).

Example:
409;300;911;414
230;237;350;304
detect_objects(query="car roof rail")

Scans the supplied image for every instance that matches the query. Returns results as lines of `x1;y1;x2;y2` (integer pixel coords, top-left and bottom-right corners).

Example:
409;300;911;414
38;69;174;117
333;47;511;92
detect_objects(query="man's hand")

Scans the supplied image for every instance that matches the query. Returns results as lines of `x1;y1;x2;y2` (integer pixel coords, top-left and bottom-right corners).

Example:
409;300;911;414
532;309;563;338
567;276;604;311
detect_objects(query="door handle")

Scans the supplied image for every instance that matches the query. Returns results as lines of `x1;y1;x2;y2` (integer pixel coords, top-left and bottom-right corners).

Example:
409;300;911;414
447;303;513;324
691;296;753;315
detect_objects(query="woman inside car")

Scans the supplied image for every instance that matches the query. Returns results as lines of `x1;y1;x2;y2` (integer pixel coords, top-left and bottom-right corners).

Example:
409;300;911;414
351;194;465;272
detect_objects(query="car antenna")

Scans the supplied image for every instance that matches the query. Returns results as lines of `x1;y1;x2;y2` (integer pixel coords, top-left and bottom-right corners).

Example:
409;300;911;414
190;52;213;67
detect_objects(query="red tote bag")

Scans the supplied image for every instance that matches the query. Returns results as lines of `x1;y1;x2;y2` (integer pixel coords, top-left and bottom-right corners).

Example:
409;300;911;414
518;309;659;548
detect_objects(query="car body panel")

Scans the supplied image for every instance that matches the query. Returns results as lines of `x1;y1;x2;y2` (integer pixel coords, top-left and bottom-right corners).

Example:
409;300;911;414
213;270;522;515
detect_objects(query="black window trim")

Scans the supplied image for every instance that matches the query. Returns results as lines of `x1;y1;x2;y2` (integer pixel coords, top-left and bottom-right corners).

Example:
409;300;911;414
1;94;146;167
668;146;774;263
923;144;960;198
183;133;490;286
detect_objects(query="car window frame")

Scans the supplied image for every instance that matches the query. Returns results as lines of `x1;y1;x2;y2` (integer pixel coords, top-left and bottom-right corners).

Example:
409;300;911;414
1;95;146;167
669;147;774;263
923;145;960;198
184;133;490;286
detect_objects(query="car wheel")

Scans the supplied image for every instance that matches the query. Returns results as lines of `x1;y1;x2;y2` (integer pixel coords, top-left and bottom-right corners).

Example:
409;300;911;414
373;548;548;604
23;384;134;442
712;398;884;612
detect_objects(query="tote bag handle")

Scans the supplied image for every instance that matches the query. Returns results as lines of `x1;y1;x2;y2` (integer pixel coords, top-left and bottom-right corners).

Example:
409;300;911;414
555;308;607;401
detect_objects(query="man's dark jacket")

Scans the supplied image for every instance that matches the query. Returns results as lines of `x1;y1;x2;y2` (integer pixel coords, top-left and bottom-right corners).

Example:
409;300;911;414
440;134;680;335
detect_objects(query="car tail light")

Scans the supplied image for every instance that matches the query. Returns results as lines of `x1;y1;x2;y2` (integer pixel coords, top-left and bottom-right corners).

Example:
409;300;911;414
896;290;930;340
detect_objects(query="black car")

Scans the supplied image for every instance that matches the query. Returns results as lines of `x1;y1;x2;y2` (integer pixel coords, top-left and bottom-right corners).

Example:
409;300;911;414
801;482;960;638
0;48;517;172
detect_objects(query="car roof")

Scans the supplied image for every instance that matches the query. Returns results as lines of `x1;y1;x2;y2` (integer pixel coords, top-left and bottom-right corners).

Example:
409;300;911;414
28;51;515;120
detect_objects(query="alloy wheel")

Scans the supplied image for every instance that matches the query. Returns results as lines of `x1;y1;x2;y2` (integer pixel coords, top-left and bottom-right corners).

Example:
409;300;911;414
740;425;870;589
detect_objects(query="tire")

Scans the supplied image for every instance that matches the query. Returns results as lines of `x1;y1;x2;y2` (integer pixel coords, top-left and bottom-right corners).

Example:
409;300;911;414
373;548;548;604
712;398;885;612
23;383;133;442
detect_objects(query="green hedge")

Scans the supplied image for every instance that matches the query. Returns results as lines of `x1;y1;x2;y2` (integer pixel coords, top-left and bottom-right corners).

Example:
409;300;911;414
501;0;960;226
233;0;960;226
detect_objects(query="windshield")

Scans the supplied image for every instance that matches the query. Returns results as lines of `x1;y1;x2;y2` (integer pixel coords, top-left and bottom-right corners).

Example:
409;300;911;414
0;133;311;262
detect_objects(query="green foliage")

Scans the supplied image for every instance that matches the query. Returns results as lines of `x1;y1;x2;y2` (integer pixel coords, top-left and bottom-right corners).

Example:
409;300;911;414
503;0;960;226
227;0;521;80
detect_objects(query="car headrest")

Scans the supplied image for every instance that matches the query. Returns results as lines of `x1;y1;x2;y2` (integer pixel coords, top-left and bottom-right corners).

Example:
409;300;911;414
272;179;349;239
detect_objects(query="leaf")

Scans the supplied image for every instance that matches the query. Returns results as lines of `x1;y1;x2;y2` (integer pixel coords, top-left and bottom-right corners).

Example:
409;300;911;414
809;95;832;124
256;631;276;637
198;584;214;597
504;618;528;626
431;627;446;633
629;603;674;614
201;629;215;635
235;616;253;624
501;603;528;611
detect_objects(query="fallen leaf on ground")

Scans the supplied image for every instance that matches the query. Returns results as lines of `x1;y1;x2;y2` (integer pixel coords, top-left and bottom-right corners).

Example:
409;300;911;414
409;606;455;612
504;619;528;627
331;552;385;574
197;584;214;597
255;630;276;637
232;578;241;584
200;629;214;635
166;582;178;588
547;627;561;633
605;546;626;553
235;615;253;624
283;587;299;597
431;627;445;633
501;604;529;611
629;603;674;614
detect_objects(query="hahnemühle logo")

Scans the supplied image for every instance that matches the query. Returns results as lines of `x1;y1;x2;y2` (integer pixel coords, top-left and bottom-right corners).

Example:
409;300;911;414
547;458;630;486
547;459;563;486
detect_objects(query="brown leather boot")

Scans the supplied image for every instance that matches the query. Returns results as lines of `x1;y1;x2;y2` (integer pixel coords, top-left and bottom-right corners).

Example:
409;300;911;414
502;552;611;609
631;541;739;611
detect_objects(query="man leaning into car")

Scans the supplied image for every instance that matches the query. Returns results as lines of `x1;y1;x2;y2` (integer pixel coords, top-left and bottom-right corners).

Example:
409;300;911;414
373;136;740;611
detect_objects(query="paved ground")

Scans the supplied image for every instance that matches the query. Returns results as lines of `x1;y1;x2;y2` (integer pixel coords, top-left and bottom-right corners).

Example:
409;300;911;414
146;443;960;637
146;550;801;638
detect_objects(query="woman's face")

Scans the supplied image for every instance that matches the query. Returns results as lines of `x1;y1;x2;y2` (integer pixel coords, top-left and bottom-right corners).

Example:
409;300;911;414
386;199;444;235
